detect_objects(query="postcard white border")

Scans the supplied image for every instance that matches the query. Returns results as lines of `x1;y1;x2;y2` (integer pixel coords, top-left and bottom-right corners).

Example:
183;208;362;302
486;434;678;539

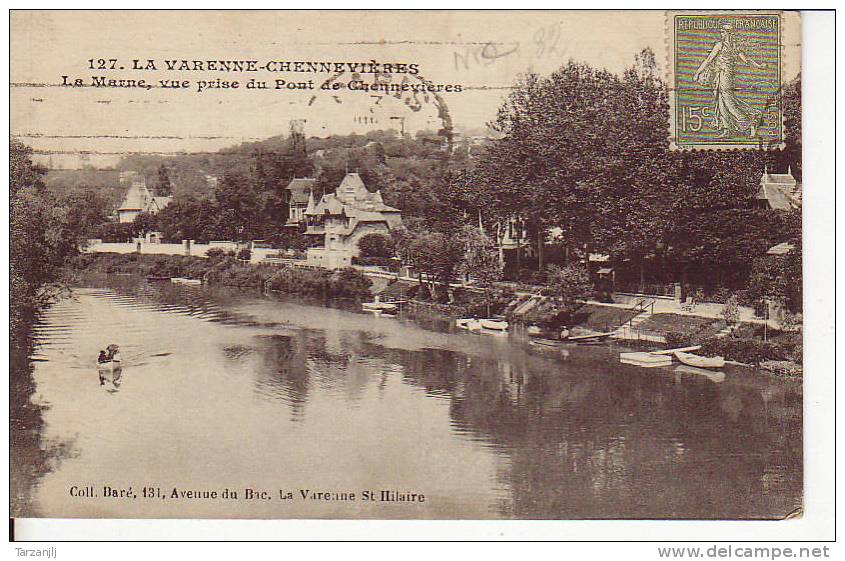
3;0;837;550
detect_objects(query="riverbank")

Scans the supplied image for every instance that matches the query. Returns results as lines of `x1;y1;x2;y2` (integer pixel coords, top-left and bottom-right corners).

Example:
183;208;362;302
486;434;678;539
71;252;373;301
71;252;802;377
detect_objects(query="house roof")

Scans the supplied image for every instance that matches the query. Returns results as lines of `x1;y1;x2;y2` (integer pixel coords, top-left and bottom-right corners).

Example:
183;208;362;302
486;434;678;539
765;173;797;184
305;173;400;217
757;168;800;210
767;242;795;255
149;196;172;211
757;182;800;210
118;181;150;211
286;178;316;205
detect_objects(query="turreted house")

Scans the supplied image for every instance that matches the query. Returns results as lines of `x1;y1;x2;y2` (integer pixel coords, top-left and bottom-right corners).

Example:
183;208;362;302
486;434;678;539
116;172;172;223
303;173;402;268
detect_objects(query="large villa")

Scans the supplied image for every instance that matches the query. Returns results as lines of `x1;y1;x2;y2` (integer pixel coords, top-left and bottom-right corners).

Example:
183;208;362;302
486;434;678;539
288;173;402;268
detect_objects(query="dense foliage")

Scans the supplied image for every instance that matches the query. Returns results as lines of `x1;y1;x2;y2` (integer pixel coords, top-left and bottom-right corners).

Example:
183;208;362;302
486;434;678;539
72;252;373;300
472;51;801;292
11;139;110;347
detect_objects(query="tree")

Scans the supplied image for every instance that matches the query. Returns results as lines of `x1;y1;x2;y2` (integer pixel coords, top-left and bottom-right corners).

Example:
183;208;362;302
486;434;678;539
133;211;159;236
394;227;464;297
458;225;502;287
746;241;802;314
721;295;740;326
154;164;173;196
96;222;137;243
357;233;395;259
546;264;594;315
10;139;94;346
457;225;503;315
474;49;793;293
214;170;263;241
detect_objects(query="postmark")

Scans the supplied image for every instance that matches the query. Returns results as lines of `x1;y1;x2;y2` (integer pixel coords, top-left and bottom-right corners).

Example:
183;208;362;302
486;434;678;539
667;11;784;150
307;67;455;149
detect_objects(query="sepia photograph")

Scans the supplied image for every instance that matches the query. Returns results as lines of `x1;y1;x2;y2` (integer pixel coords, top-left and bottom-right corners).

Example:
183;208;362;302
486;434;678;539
9;9;815;529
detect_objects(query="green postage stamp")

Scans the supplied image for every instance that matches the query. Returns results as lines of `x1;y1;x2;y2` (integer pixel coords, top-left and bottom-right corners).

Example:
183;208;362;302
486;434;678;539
668;11;784;150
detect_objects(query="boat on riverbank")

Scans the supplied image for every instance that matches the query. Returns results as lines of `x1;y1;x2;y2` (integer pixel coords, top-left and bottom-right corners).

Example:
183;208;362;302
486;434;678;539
620;352;674;368
568;331;614;343
480;319;509;331
674;351;725;369
362;301;398;312
171;277;202;286
456;318;482;331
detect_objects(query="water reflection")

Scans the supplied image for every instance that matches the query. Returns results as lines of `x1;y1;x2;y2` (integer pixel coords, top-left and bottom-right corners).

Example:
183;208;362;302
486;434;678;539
20;275;802;519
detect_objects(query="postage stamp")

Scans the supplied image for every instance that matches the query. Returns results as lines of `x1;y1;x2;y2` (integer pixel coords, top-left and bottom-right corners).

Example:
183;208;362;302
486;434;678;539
668;11;784;150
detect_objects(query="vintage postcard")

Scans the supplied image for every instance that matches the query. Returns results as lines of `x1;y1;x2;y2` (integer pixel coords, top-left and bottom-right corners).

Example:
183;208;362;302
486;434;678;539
11;10;804;522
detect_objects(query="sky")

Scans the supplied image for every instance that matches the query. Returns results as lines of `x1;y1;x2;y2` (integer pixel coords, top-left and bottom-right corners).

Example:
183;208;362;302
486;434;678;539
11;10;801;168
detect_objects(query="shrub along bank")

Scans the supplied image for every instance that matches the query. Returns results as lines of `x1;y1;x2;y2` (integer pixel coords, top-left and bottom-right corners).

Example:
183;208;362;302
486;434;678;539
665;322;801;371
71;252;373;300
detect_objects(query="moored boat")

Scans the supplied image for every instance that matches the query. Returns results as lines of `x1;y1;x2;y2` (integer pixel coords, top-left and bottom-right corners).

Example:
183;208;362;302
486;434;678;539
526;325;544;337
480;319;509;331
362;301;398;312
456;318;482;331
171;277;201;285
620;352;673;368
568;331;614;342
674;351;725;369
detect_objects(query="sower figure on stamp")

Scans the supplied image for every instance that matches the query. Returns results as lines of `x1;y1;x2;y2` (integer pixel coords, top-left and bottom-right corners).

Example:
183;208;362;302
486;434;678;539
693;22;767;138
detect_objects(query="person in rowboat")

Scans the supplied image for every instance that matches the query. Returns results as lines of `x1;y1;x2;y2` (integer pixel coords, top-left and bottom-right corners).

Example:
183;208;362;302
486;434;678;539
97;350;109;386
559;326;570;341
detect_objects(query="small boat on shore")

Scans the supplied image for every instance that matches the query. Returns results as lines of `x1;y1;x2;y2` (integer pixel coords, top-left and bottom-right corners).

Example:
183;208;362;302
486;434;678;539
526;325;544;337
530;338;561;347
568;331;614;342
620;352;673;368
171;277;202;286
674;351;725;369
363;301;398;312
480;319;509;331
456;318;482;331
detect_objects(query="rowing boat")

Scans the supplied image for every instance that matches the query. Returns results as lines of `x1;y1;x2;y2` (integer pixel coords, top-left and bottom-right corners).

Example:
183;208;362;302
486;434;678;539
567;331;614;342
620;352;673;368
171;277;202;286
456;318;482;331
673;351;725;369
362;301;398;312
97;360;122;372
480;319;509;331
530;338;561;348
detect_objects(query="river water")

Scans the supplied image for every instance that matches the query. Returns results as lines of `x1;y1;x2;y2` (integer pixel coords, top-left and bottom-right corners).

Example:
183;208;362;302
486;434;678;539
18;275;802;519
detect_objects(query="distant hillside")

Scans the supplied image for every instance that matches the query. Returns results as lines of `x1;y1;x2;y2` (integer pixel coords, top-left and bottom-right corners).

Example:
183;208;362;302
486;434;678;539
43;129;484;221
44;169;124;205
